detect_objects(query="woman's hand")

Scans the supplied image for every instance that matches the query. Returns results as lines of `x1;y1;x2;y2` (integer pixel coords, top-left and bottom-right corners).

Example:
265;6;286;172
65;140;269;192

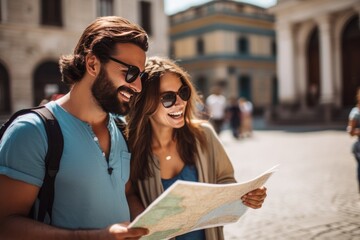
241;186;267;209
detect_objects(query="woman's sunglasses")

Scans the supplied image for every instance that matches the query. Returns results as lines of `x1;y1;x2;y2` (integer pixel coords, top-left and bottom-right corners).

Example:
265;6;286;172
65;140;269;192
108;56;149;83
160;85;191;108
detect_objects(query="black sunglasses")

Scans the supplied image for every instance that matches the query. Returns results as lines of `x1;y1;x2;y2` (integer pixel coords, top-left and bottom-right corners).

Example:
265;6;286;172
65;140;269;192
108;56;148;83
160;85;191;108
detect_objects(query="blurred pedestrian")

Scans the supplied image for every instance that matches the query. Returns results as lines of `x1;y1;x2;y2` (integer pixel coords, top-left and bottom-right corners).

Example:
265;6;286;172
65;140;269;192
226;97;242;139
239;97;253;138
206;86;226;134
347;87;360;193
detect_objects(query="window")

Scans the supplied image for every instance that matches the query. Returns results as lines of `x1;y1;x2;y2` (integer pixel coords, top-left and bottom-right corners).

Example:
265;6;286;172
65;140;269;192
140;1;152;36
97;0;113;17
238;37;249;54
272;39;276;56
238;75;251;100
41;0;62;26
169;43;175;58
196;76;207;94
197;38;204;55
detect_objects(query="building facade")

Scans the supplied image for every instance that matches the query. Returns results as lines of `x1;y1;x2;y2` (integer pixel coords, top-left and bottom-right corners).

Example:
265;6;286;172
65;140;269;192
0;0;168;114
269;0;360;122
169;0;276;111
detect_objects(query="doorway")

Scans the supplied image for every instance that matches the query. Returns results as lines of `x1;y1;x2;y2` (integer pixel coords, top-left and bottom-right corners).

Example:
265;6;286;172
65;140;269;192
306;28;320;107
342;15;360;107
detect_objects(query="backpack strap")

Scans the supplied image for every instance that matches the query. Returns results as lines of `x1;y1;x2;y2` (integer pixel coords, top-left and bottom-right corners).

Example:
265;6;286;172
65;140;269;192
0;106;63;223
33;107;63;223
114;117;129;151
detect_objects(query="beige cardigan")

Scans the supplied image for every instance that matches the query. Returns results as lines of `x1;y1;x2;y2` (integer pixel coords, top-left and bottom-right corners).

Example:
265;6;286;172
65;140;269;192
136;122;237;240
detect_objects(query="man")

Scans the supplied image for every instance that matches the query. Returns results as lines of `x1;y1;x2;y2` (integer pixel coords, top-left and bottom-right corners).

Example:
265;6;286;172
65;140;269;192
0;16;149;239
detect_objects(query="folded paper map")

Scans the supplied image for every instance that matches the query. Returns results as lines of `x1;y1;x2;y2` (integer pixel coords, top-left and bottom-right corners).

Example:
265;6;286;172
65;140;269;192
129;165;278;240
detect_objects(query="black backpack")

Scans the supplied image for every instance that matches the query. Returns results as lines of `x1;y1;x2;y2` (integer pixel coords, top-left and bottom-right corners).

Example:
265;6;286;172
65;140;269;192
0;105;127;223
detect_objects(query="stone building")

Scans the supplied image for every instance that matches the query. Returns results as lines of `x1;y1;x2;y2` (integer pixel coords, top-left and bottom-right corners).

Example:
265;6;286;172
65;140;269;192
269;0;360;122
0;0;168;114
169;0;276;112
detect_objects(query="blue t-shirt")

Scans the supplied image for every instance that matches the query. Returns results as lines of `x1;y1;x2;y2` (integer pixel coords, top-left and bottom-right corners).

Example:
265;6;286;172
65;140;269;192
0;101;131;229
161;165;206;240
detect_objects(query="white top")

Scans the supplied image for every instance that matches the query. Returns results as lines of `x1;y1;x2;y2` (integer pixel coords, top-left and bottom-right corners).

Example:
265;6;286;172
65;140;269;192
206;94;227;119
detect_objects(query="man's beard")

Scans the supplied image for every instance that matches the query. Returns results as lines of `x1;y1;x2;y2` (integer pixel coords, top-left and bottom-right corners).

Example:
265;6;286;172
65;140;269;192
91;67;135;115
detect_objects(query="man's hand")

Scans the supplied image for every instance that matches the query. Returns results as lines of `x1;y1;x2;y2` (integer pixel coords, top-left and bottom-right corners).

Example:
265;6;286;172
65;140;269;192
241;186;267;209
103;223;148;240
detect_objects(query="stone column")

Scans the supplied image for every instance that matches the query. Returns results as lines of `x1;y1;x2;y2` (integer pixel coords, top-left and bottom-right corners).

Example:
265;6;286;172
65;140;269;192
316;14;335;122
276;22;297;106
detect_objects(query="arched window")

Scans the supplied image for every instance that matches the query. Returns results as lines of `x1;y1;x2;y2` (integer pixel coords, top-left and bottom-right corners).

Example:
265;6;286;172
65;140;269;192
33;61;68;106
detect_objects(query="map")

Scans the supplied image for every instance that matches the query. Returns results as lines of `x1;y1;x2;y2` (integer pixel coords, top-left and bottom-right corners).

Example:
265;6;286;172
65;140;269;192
129;165;278;240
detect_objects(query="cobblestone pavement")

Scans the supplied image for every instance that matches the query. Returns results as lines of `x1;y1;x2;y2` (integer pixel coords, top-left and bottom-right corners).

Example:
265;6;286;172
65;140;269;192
219;127;360;240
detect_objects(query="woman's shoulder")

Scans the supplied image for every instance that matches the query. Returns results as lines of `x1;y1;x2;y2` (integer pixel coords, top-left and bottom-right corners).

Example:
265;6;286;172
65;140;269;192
191;120;217;137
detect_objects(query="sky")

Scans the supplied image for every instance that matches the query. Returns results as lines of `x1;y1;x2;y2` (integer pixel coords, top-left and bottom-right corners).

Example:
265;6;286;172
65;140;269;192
164;0;277;15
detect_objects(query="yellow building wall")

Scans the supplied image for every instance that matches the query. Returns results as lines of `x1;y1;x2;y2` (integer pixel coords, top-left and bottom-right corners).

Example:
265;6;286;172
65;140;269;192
174;38;196;58
174;32;274;58
249;35;273;56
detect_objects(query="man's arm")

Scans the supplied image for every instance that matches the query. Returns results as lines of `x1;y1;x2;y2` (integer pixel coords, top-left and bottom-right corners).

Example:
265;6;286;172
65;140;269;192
126;181;145;221
0;175;148;239
347;119;359;136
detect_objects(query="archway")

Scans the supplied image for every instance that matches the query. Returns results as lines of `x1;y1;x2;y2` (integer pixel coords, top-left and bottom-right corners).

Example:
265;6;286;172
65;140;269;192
0;62;11;114
342;15;360;107
33;61;68;106
306;27;320;107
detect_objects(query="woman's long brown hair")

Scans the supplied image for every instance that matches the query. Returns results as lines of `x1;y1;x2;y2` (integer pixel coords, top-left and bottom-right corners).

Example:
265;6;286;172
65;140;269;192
127;56;207;182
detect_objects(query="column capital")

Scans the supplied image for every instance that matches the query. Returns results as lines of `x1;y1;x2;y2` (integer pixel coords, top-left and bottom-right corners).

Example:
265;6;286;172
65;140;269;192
315;14;333;27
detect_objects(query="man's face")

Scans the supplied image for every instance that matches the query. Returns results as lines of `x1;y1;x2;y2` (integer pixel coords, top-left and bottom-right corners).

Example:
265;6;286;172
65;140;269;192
91;66;133;115
91;43;146;115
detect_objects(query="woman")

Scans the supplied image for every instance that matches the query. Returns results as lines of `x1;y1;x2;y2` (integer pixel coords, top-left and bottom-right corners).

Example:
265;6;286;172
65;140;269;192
347;87;360;193
127;56;267;239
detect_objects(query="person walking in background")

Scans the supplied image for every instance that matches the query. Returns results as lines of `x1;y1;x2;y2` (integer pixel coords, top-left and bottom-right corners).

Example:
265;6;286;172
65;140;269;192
206;85;226;134
347;87;360;193
0;16;149;239
226;96;242;139
239;97;253;138
127;56;267;240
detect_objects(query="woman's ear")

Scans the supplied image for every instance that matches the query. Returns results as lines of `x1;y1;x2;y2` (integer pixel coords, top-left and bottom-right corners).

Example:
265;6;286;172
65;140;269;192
85;53;100;77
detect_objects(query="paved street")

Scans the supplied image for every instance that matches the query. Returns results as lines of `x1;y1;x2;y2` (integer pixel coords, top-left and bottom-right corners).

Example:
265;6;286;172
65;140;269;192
220;125;360;240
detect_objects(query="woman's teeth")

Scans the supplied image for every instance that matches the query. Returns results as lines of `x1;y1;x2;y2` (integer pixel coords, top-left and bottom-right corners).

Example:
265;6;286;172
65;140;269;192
168;111;183;118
